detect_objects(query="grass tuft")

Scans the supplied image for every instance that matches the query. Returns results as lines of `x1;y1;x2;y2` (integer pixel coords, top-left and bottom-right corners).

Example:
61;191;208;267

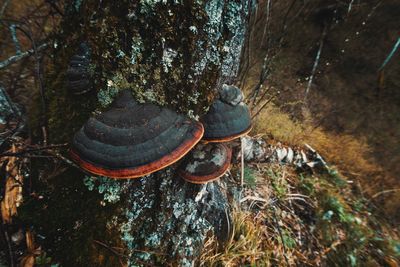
201;163;400;266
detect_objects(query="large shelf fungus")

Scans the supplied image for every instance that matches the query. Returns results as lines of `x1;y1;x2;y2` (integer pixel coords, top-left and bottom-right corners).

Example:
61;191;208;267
70;90;204;179
178;143;232;184
201;84;251;142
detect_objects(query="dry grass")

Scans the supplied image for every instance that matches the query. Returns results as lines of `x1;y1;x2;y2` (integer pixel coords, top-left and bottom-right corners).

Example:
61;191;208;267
200;166;310;267
252;103;384;195
252;104;306;145
200;209;270;267
200;162;400;266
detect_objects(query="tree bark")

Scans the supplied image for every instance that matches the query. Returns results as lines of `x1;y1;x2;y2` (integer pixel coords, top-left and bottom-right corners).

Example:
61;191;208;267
24;1;250;266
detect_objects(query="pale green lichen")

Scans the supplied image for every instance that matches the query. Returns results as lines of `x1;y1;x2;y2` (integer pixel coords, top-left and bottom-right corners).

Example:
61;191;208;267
83;176;129;204
83;176;96;191
220;1;248;79
170;200;212;266
118;176;155;257
191;0;248;89
110;169;216;265
187;110;199;120
74;0;83;11
117;49;126;58
97;83;119;108
187;91;200;105
189;25;198;34
192;0;224;77
130;36;144;65
162;48;178;73
0;87;15;124
140;0;167;14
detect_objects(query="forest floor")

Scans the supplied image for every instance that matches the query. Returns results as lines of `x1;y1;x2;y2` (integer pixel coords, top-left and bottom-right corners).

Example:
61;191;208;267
241;0;400;223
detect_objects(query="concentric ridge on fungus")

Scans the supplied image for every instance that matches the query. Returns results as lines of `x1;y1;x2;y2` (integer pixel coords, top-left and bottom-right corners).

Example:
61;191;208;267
66;43;92;95
179;143;232;184
70;90;204;179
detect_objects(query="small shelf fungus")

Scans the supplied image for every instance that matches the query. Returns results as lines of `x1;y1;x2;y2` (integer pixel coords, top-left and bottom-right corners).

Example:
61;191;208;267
178;143;232;184
65;43;92;95
70;90;204;179
201;84;251;142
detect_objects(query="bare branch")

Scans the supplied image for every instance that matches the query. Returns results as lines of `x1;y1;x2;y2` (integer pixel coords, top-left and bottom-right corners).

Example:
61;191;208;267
378;37;400;72
8;24;22;55
304;25;327;102
0;43;48;70
0;144;68;158
251;90;280;120
0;0;12;18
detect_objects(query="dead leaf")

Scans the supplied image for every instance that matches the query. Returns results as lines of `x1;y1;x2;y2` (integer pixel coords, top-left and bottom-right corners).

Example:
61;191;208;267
19;230;41;267
19;255;35;267
1;144;24;223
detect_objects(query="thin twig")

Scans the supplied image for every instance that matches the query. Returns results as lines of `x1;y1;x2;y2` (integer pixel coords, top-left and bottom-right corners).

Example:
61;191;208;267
0;43;48;70
248;0;305;107
251;91;280;120
0;217;15;267
241;137;245;188
304;24;327;102
272;207;290;267
281;0;298;34
378;37;400;72
45;0;64;16
0;0;12;18
260;0;272;49
249;54;270;107
240;195;270;204
253;85;271;108
48;152;82;170
238;0;256;88
371;189;400;199
93;240;129;259
347;0;355;14
26;31;46;144
0;144;68;157
13;24;48;144
94;239;166;257
9;24;21;55
237;137;245;206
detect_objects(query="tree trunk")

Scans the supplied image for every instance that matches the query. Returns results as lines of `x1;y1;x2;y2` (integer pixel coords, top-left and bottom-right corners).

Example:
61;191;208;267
24;1;249;266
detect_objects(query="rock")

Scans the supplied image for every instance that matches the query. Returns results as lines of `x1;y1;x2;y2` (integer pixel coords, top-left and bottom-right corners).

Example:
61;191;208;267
286;147;294;163
301;150;308;163
241;136;266;162
276;146;288;162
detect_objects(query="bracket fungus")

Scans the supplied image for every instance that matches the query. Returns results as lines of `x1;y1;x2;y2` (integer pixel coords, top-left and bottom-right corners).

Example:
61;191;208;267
201;84;251;142
70;90;204;179
65;43;92;95
178;143;232;184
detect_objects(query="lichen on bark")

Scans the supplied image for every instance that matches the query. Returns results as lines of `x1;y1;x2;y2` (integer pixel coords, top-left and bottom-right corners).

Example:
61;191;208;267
43;0;248;138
